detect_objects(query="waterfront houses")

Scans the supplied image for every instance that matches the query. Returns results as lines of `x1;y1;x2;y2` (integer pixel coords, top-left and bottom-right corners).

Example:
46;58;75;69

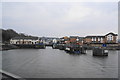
105;32;118;43
84;36;105;44
10;37;41;44
84;32;118;44
10;32;118;46
10;37;60;45
60;36;84;46
59;32;118;48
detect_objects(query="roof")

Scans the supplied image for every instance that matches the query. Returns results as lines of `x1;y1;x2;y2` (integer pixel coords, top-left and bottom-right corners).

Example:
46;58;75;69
78;37;84;39
70;36;79;38
77;37;84;41
85;36;105;38
11;37;38;40
105;32;118;36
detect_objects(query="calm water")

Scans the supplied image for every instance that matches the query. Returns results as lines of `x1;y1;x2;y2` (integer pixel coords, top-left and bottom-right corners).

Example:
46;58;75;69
1;47;119;78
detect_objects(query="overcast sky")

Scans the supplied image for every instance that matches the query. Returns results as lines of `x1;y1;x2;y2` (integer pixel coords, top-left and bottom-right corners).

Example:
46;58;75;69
2;2;118;37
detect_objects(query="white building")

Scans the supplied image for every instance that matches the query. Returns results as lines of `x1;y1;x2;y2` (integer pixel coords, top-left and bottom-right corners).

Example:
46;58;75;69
10;37;42;44
105;32;118;43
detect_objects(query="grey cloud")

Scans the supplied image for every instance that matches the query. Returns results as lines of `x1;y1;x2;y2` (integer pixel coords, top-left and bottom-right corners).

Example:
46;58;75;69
2;2;118;37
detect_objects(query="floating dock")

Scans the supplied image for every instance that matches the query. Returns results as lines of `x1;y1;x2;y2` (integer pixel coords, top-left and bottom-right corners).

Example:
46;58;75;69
93;48;108;56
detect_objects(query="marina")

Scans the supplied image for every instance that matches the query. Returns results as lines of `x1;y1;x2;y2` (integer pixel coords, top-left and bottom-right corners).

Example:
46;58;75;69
1;2;119;79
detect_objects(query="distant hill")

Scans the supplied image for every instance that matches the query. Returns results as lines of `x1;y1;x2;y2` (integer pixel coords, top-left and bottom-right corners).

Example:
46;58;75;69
0;29;37;43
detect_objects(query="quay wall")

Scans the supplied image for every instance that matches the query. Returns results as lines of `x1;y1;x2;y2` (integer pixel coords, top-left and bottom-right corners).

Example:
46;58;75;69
86;43;120;50
14;44;45;49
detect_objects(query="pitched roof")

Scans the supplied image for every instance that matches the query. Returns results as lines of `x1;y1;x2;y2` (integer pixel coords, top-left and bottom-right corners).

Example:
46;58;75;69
105;32;118;36
85;36;105;38
70;36;79;38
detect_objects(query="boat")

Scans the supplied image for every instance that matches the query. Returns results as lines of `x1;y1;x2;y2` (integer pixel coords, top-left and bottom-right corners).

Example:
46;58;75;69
65;47;86;54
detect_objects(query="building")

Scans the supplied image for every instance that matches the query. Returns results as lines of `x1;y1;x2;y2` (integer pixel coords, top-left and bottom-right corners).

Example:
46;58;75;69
84;32;118;44
105;32;118;43
77;37;84;45
69;36;78;43
10;37;42;44
84;36;105;44
60;36;84;45
10;32;118;45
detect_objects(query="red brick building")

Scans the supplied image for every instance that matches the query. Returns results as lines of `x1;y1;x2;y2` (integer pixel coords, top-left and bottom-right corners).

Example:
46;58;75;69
84;32;118;44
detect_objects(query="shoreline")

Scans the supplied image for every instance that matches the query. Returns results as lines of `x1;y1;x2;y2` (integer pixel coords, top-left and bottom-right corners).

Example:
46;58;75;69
1;43;120;51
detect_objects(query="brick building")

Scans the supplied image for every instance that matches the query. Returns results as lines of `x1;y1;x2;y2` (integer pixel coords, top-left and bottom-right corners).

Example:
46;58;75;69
84;32;118;44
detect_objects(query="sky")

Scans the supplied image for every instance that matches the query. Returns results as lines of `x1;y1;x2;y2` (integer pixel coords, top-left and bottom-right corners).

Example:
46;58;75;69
2;2;118;37
1;0;119;2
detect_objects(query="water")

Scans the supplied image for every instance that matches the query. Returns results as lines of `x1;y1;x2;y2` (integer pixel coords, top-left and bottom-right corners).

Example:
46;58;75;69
1;47;118;78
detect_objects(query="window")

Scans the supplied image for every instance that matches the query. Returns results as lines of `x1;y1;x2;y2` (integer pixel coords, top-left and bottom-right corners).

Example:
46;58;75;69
94;38;96;41
101;38;103;43
98;38;100;41
107;34;114;43
92;38;94;41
